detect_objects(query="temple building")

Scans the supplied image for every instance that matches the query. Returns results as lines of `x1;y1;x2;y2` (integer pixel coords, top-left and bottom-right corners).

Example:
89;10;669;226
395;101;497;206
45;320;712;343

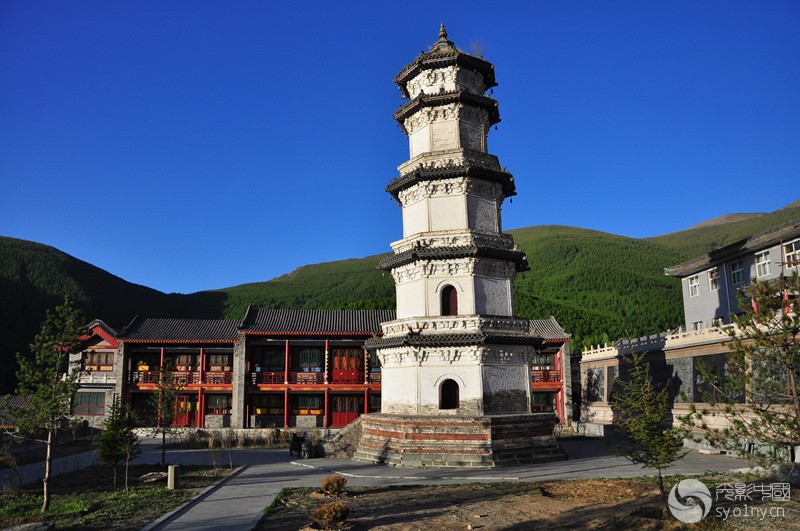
71;309;389;430
354;25;568;466
71;308;570;431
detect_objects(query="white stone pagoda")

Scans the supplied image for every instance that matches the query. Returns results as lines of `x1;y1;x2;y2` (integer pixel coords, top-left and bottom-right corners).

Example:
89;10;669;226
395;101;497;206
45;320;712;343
355;25;565;466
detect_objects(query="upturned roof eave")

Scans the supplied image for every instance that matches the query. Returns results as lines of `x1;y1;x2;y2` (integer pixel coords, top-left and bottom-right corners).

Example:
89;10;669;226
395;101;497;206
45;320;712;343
393;91;500;129
379;246;530;273
385;164;516;199
394;52;497;96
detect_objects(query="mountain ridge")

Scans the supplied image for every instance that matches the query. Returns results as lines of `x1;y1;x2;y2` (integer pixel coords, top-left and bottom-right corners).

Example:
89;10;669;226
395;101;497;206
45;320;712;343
2;201;799;394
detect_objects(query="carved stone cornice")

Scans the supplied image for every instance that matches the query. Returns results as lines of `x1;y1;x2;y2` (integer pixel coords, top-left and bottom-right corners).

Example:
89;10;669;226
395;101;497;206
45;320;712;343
398;150;501;176
394;49;496;98
390;258;517;285
387;164;515;201
396;178;504;205
402;104;490;135
381;315;533;337
379;244;529;273
367;331;542;353
394;91;499;132
391;231;515;254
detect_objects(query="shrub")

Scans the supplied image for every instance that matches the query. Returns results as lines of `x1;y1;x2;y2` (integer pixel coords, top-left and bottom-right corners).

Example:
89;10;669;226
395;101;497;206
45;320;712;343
310;501;349;529
320;475;347;496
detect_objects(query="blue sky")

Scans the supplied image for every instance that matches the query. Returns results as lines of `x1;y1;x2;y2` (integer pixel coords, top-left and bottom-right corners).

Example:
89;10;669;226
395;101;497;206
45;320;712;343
1;1;798;294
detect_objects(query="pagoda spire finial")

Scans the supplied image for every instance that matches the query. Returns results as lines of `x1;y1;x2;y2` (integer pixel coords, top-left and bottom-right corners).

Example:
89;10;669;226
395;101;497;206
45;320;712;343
431;22;454;52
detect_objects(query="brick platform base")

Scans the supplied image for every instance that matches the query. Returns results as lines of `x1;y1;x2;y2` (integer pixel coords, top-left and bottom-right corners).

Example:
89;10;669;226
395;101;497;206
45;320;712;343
353;413;566;467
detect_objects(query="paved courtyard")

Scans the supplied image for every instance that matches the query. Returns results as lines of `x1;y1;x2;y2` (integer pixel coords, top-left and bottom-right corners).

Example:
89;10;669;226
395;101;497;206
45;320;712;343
125;438;752;531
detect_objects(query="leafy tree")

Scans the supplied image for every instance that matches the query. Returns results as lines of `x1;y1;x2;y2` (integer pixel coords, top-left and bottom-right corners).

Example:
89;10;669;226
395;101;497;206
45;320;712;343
611;352;688;519
13;296;84;512
94;395;141;491
148;360;184;468
684;271;800;468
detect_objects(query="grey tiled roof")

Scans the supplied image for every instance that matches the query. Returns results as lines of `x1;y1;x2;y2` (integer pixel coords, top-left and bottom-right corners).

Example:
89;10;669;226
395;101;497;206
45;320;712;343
385;165;516;201
121;317;240;343
394;91;500;130
664;219;800;278
241;309;395;335
530;316;571;342
0;395;27;427
365;329;556;351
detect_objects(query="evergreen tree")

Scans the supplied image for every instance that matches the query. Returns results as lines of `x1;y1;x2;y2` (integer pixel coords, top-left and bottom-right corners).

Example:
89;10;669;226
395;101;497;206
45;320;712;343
13;296;84;512
611;352;688;519
94;395;141;490
685;271;800;468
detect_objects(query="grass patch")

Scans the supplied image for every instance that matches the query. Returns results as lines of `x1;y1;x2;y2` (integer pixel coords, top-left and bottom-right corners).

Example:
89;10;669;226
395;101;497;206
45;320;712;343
0;464;229;530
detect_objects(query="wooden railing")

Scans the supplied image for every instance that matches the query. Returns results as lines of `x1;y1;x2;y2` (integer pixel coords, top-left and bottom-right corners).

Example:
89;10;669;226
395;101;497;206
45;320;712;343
133;370;232;385
252;371;285;384
78;372;116;384
289;372;324;384
204;371;233;384
531;370;562;383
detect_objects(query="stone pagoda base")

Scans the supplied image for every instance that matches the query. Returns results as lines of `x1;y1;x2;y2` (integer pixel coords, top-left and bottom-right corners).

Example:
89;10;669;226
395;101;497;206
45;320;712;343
353;413;565;467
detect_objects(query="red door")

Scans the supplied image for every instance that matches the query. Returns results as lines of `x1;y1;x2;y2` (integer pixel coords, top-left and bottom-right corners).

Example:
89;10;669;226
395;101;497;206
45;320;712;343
172;395;196;427
330;395;364;427
331;349;364;384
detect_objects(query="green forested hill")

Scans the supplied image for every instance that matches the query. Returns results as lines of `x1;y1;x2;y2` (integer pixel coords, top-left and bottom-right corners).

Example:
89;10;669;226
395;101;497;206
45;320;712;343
2;202;798;394
213;227;686;350
217;255;395;318
0;237;225;394
510;225;685;349
648;203;800;257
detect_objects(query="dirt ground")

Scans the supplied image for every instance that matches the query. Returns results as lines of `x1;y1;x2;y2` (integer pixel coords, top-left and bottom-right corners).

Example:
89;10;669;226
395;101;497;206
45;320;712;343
259;478;800;530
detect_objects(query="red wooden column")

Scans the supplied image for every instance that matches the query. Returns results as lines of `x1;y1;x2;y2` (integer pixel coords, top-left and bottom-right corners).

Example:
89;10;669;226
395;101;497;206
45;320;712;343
323;387;329;429
283;388;289;428
196;388;202;427
157;347;165;428
284;340;290;384
199;348;205;384
363;388;369;414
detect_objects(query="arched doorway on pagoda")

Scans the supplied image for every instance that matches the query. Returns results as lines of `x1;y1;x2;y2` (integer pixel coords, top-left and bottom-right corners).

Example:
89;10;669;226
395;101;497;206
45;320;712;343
439;378;460;410
441;284;458;316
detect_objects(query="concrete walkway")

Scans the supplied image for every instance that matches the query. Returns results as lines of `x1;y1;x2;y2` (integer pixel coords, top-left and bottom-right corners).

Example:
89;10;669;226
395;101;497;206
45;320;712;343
139;438;754;531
